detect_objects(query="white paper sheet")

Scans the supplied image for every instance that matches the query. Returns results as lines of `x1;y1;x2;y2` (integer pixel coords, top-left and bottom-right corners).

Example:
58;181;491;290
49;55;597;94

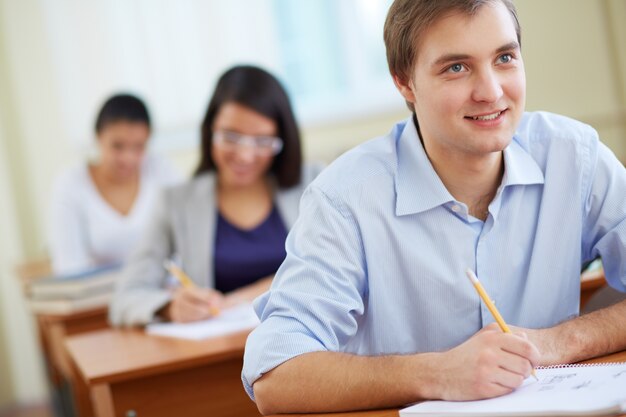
145;303;260;340
401;363;626;416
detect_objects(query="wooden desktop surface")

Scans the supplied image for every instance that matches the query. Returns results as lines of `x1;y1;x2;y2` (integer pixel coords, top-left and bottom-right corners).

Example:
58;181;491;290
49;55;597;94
273;410;399;417
66;327;260;417
269;350;626;417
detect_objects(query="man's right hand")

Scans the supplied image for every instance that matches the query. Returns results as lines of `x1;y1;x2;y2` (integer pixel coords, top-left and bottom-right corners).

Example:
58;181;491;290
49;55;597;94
164;287;224;323
426;323;540;400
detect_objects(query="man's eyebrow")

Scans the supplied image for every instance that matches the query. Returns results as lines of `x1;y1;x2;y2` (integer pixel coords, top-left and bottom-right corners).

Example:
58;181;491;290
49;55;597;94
495;41;520;54
431;41;521;67
432;53;470;68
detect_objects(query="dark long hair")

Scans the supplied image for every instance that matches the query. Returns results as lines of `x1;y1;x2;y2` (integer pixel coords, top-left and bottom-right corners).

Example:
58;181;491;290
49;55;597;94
94;93;150;134
195;65;302;188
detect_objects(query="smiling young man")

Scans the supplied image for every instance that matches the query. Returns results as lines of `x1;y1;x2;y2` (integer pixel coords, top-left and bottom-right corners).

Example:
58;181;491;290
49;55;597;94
242;0;626;414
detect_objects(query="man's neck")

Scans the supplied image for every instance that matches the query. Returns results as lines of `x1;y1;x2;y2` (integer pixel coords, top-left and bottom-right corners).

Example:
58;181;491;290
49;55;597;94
427;146;504;220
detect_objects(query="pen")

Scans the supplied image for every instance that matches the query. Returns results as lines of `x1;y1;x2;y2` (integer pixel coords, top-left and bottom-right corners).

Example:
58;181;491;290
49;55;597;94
465;268;537;380
163;260;220;316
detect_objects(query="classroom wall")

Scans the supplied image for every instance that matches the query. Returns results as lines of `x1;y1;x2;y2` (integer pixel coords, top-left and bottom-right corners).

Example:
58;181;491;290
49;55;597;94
0;0;624;410
0;1;49;407
519;0;626;155
0;131;48;410
0;119;16;414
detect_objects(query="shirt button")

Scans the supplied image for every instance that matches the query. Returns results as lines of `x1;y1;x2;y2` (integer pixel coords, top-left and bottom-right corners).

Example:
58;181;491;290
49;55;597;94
451;205;461;212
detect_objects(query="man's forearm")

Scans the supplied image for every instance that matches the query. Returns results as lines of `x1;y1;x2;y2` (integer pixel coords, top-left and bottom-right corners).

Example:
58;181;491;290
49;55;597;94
252;351;439;415
533;299;626;365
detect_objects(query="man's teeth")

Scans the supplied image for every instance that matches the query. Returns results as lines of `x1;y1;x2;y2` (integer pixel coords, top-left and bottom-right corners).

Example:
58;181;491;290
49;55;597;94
471;111;501;121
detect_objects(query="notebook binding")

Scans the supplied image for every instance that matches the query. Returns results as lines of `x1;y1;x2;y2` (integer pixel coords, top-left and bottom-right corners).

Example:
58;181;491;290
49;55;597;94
538;361;626;369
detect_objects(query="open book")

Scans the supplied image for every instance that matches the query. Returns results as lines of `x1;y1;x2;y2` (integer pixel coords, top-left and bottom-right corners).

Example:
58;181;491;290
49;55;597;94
401;362;626;417
145;303;260;340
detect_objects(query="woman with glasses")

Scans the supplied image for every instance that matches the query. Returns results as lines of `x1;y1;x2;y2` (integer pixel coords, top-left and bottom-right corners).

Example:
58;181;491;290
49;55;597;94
110;66;321;326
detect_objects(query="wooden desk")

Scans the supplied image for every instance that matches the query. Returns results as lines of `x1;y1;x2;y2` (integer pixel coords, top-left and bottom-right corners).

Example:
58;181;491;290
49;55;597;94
273;410;398;417
580;268;606;309
66;328;261;417
15;258;110;416
37;307;109;417
268;350;626;417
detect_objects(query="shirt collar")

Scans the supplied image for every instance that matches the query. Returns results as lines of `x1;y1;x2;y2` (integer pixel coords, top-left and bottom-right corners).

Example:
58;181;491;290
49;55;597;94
395;117;455;216
501;138;544;187
394;117;545;217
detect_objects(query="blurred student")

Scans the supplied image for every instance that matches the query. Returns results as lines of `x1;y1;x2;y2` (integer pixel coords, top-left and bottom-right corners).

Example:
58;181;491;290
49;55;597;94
109;66;321;326
49;94;181;275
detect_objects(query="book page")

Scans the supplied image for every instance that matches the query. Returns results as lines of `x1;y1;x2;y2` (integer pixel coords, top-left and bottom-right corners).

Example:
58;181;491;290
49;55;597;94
145;303;260;340
401;364;626;416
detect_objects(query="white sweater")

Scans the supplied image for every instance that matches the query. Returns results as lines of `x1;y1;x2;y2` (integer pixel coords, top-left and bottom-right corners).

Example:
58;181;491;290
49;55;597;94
49;153;182;275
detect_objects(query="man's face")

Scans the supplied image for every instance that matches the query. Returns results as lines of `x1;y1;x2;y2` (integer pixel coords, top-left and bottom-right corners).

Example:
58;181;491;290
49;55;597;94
396;1;525;160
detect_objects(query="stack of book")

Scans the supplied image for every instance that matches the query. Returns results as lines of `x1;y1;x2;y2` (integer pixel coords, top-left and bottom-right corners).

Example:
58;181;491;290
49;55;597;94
27;264;121;315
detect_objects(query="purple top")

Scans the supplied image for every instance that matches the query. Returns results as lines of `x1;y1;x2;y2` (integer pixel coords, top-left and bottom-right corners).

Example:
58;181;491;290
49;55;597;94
214;205;288;293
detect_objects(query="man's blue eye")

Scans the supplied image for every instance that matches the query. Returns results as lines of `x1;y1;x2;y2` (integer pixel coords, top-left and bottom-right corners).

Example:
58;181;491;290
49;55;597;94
499;54;512;63
450;64;463;72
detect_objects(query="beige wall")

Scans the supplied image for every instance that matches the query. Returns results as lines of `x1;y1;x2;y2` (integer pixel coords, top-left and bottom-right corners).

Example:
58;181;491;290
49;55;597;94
0;115;16;412
519;0;626;157
0;2;49;407
0;124;47;407
0;0;624;408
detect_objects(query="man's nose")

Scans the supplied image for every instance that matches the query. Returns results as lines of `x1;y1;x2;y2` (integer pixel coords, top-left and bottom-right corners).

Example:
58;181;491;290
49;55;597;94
471;69;503;103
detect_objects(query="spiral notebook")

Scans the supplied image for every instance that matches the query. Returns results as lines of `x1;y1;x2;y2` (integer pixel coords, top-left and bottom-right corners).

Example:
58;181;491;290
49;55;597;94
400;362;626;417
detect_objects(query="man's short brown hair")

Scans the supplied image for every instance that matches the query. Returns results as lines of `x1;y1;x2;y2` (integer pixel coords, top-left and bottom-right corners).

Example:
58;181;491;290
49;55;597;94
384;0;521;86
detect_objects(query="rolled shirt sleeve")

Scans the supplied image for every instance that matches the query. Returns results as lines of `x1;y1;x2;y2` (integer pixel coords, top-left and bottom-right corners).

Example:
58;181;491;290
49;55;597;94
242;184;368;400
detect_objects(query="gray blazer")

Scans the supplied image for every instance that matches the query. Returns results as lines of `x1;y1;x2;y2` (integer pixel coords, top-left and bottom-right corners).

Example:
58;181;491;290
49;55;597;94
109;165;321;326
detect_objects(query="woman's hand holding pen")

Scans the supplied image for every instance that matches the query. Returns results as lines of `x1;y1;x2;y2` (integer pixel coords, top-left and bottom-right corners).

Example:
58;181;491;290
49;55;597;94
165;287;224;323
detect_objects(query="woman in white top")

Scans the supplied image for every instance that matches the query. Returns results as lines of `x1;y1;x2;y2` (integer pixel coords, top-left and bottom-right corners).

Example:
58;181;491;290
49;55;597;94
49;94;180;275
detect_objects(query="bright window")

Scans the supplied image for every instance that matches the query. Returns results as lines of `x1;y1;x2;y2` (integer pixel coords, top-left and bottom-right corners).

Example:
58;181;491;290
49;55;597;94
41;0;400;152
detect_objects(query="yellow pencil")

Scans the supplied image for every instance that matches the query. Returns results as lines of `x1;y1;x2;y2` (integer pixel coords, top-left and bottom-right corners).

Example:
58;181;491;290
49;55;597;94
465;268;537;380
164;260;195;288
163;260;220;316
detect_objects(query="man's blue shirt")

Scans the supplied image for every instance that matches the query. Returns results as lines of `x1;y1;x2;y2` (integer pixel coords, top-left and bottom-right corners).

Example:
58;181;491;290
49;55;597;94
242;112;626;399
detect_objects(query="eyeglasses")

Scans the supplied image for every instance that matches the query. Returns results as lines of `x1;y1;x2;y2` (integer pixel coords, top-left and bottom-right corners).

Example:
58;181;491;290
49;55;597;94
213;130;283;156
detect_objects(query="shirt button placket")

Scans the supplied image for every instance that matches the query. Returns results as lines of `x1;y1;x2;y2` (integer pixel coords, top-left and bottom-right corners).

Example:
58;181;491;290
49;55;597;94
476;235;490;327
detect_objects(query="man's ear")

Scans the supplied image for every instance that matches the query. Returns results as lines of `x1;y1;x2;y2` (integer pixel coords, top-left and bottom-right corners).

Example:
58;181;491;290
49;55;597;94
393;74;416;104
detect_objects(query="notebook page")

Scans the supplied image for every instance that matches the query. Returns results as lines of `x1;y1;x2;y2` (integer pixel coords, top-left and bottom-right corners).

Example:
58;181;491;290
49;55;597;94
146;303;260;340
401;363;626;416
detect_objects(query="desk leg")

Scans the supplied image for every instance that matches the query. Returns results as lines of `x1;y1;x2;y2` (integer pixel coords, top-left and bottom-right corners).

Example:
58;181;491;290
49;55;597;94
91;384;115;417
69;356;96;417
37;317;73;417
